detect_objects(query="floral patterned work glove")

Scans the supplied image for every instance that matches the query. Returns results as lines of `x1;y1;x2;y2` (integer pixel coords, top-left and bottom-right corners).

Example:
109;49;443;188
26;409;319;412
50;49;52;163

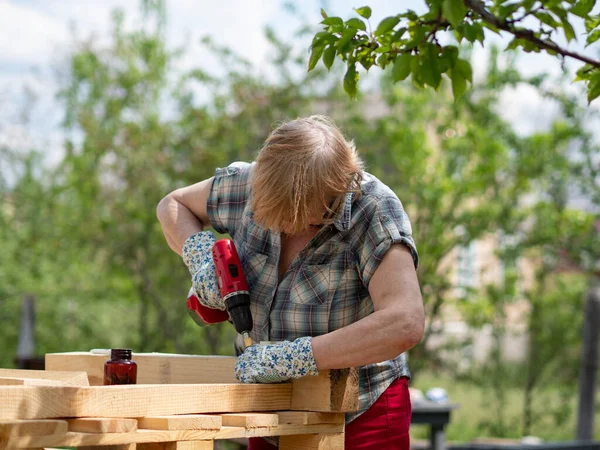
234;337;319;383
182;231;225;311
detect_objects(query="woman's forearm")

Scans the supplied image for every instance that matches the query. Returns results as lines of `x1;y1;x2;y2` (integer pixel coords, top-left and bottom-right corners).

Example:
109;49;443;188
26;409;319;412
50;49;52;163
157;194;205;256
311;308;422;371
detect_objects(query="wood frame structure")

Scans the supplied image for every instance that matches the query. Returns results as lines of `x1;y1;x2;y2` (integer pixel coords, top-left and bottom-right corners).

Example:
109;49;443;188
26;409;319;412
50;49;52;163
0;352;359;450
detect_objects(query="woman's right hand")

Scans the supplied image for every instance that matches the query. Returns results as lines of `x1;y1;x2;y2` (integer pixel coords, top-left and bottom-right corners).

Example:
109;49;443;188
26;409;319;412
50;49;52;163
182;231;225;311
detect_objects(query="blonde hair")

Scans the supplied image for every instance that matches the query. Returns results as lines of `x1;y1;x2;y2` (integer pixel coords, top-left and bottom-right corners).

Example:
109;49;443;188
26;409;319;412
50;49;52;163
252;115;363;234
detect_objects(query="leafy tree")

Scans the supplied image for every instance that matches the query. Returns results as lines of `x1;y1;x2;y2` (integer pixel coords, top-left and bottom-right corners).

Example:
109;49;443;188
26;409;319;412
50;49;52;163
310;1;600;102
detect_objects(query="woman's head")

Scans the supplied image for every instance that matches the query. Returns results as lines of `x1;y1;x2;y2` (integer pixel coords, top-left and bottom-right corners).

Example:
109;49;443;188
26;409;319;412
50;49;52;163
252;115;363;234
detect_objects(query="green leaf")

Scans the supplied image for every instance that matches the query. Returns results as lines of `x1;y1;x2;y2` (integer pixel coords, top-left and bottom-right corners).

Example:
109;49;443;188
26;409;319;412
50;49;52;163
376;53;392;69
346;18;367;31
561;17;576;42
571;0;596;18
392;53;413;81
586;29;600;46
574;64;594;82
343;63;359;98
421;45;442;89
411;56;425;88
534;11;560;28
323;45;337;70
440;45;459;71
308;45;325;71
375;44;392;53
449;69;467;99
359;54;375;71
443;0;468;27
584;14;600;33
463;24;484;43
375;16;400;36
321;17;344;27
355;6;372;19
587;72;600;103
455;58;473;82
336;28;357;50
321;8;328;19
312;31;333;47
399;10;419;21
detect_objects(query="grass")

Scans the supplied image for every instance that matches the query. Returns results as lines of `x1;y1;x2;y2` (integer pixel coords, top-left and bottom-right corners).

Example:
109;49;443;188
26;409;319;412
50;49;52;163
410;371;600;443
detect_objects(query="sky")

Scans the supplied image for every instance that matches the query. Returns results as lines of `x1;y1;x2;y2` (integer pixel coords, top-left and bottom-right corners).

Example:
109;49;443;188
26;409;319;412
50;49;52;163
0;0;598;170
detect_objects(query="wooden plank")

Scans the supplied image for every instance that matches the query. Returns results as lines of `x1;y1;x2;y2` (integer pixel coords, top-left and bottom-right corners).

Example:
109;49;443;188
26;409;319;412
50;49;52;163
0;369;89;386
0;377;82;386
67;418;138;433
79;445;136;450
291;368;359;412
0;377;25;385
45;353;357;411
0;384;291;420
0;420;68;437
280;433;344;450
137;415;221;431
220;413;278;429
1;423;344;448
138;442;213;450
45;352;238;385
277;412;345;426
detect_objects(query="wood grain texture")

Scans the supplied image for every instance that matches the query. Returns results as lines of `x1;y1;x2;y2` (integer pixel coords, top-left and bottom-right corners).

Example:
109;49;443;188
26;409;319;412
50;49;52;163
0;420;68;437
280;433;344;450
1;423;344;448
0;377;83;387
78;445;136;450
0;384;292;420
277;412;344;426
220;414;278;429
291;368;359;412
138;441;213;450
45;353;237;386
137;415;222;431
0;369;88;386
67;418;138;433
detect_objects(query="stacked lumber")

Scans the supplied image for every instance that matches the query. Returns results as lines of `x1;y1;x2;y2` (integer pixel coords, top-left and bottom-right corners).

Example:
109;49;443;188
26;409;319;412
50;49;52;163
0;354;359;450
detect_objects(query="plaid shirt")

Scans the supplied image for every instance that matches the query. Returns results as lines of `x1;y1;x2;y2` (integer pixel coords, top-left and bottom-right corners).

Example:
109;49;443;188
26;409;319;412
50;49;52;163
207;162;419;422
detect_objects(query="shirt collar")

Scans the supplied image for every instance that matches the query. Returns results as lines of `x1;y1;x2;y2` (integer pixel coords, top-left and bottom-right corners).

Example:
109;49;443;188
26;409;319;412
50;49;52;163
333;192;354;232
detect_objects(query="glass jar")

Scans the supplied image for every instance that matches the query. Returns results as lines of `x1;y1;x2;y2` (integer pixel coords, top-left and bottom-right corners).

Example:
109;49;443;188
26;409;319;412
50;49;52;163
104;348;137;385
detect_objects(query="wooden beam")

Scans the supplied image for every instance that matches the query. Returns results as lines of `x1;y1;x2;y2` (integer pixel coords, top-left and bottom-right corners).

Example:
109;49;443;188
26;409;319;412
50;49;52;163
44;353;358;411
277;412;345;426
291;368;359;413
45;353;238;385
78;445;136;450
138;415;222;431
0;377;84;387
1;423;344;448
0;384;292;420
0;378;25;386
280;433;344;450
0;369;89;386
220;414;278;429
67;418;138;433
138;442;213;450
0;420;68;438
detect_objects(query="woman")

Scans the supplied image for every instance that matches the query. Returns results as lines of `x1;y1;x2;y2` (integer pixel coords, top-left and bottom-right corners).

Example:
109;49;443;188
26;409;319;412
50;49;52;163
157;115;424;449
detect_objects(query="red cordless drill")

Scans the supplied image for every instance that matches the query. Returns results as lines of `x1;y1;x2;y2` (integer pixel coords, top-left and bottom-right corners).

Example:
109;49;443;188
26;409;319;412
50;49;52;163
186;239;254;349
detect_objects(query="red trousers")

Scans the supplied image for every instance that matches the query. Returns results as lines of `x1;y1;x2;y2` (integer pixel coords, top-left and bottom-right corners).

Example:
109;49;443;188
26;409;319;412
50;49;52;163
247;377;411;450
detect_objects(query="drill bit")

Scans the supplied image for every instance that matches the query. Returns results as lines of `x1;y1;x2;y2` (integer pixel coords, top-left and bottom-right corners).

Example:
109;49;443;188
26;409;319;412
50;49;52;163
242;332;253;349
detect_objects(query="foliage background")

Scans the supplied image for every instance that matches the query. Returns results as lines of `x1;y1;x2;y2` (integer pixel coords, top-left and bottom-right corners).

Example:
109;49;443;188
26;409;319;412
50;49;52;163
1;0;599;443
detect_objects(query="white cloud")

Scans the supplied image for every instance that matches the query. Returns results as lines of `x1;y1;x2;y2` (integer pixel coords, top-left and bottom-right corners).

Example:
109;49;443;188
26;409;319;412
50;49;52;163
0;0;68;67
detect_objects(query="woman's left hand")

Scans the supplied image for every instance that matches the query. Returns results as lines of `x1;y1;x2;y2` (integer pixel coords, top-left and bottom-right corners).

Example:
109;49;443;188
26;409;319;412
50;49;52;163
234;337;319;383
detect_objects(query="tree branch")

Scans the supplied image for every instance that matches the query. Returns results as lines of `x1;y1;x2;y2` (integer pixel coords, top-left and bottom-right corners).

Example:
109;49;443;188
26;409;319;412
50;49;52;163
464;0;600;69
